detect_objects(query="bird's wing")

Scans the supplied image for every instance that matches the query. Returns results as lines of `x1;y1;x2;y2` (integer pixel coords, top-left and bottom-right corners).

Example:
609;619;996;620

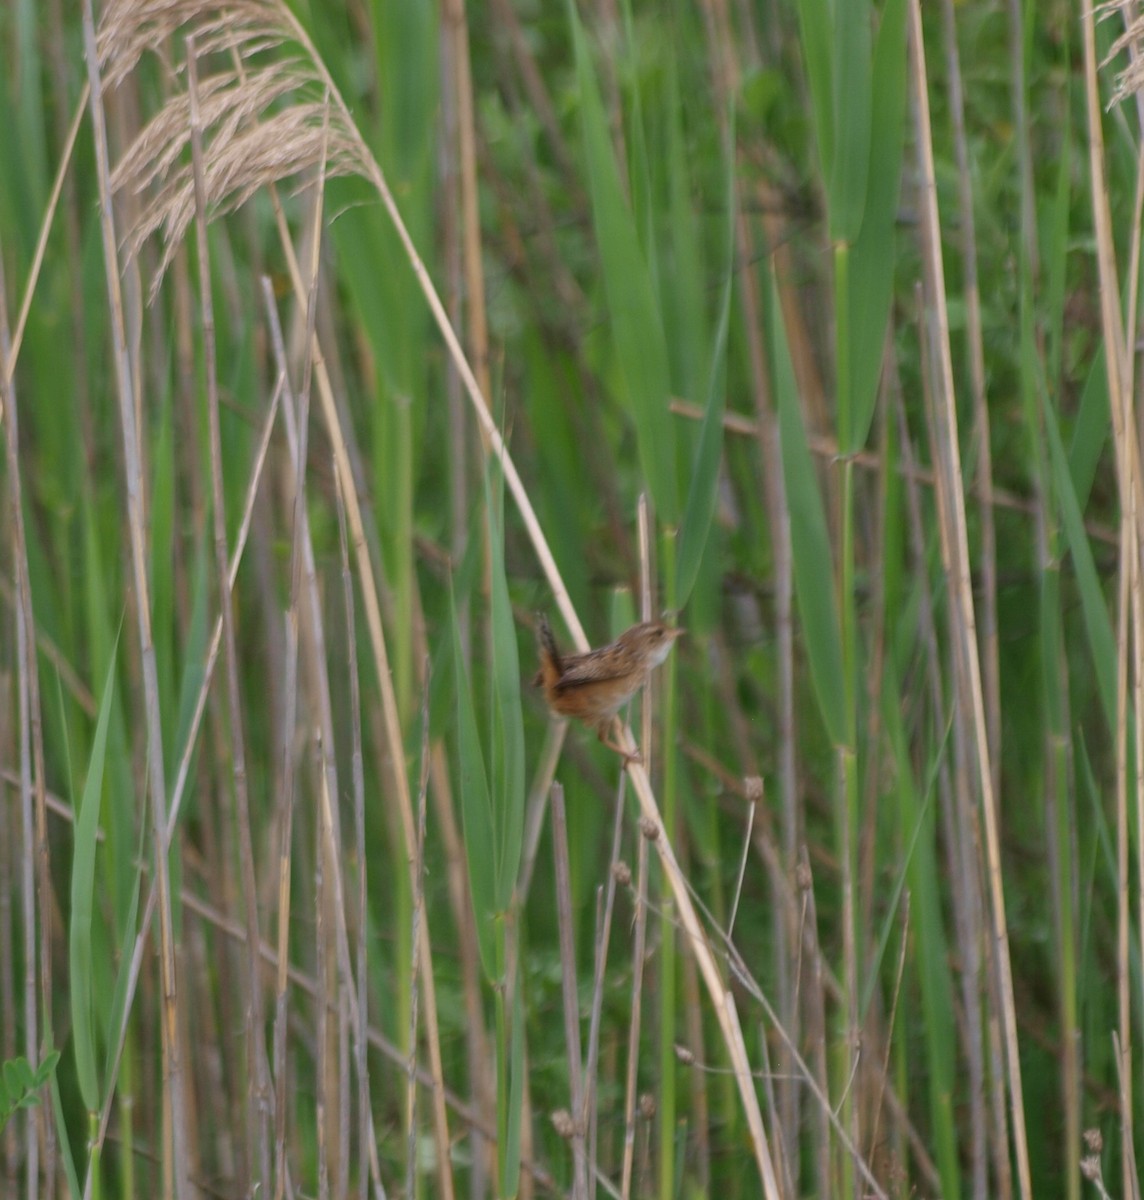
552;653;628;689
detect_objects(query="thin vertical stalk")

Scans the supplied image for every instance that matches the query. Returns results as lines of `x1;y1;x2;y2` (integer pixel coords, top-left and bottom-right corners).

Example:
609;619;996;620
582;772;628;1200
442;0;491;410
405;697;430;1200
746;187;799;1186
334;435;371;1200
186;42;272;1189
437;15;470;670
315;742;331;1200
0;720;17;1193
91;357;283;1172
265;181;457;1200
936;4;992;1192
657;529;678;1200
262;280;304;1200
273;332;393;1200
621;828;650;1200
897;371;969;1198
2;86;87;388
835;234;861;1200
0;246;51;1200
908;4;1032;1198
1080;4;1144;1192
703;6;800;1178
80;7;190;1196
552;784;589;1200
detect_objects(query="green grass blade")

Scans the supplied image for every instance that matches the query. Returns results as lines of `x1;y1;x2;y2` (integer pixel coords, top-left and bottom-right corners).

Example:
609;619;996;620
770;273;845;744
662;55;706;403
485;469;525;915
50;1069;81;1200
796;0;834;181
102;819;143;1088
617;0;656;282
501;965;525;1198
885;681;961;1197
570;2;678;524
846;0;907;450
69;635;120;1113
451;584;497;980
1045;72;1072;389
675;277;730;609
676;114;734;608
1067;350;1108;512
829;0;871;243
1043;393;1116;731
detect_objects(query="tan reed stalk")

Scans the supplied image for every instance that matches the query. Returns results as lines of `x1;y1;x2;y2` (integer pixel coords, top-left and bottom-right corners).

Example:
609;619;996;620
333;429;373;1200
0;237;54;1200
907;2;1031;1197
442;0;492;410
619;824;649;1200
583;772;627;1200
266;292;392;1199
81;4;192;1194
268;210;458;1200
405;689;431;1200
1082;6;1144;1196
699;0;803;1156
551;783;590;1200
2;87;87;389
93;342;283;1185
935;9;994;1184
186;41;274;1188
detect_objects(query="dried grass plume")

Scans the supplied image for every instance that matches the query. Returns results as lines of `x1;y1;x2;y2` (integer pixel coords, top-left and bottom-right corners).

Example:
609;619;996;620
98;0;367;294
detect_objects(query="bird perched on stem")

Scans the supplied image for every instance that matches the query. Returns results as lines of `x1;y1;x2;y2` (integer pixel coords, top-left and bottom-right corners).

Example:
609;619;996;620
534;613;683;760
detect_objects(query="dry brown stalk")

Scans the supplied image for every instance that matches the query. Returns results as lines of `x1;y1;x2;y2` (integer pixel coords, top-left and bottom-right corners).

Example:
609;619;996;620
908;1;1032;1197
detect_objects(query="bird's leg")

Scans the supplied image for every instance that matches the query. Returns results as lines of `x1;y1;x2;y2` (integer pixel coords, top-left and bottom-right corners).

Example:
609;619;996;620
597;719;642;765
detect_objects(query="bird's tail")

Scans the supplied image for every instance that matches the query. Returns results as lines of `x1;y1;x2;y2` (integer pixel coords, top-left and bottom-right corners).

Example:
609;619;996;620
534;612;562;690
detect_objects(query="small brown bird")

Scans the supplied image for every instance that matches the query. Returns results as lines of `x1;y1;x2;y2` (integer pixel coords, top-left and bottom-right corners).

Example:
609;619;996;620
534;613;683;759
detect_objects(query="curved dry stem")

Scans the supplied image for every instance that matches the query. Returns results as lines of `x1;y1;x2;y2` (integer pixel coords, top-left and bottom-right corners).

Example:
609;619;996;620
96;1;782;1191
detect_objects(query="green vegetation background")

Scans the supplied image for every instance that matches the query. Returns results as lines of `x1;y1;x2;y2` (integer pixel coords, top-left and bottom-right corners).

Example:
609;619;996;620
0;0;1137;1198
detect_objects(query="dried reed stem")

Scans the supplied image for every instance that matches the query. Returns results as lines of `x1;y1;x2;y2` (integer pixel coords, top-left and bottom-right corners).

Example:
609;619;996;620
0;228;53;1200
187;40;273;1187
82;3;191;1195
908;3;1032;1197
552;783;590;1200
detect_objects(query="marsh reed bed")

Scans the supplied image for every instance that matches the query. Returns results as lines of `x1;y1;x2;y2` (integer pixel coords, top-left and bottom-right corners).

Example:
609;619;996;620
1;0;1142;1196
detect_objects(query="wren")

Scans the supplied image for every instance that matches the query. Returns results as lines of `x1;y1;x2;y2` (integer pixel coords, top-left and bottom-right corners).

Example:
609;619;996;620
534;613;683;759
